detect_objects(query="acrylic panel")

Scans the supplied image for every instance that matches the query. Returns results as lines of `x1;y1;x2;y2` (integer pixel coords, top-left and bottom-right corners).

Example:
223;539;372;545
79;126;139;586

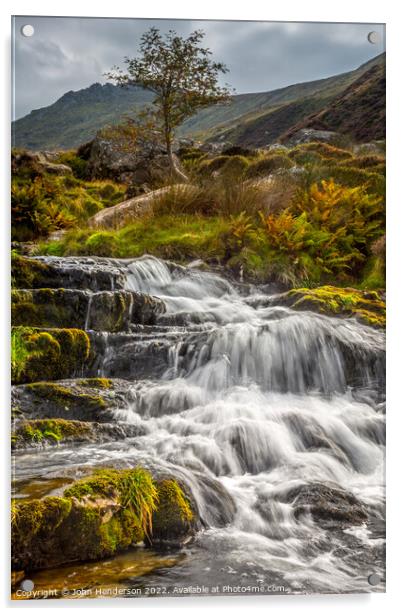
11;16;386;600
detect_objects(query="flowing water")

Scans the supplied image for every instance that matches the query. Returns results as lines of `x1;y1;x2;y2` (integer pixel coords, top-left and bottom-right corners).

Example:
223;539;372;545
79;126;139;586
12;256;386;597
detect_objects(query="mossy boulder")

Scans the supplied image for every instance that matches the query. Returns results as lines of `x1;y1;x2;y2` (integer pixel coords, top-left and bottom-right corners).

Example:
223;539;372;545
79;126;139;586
11;288;165;331
278;285;385;328
11;469;197;572
11;327;90;384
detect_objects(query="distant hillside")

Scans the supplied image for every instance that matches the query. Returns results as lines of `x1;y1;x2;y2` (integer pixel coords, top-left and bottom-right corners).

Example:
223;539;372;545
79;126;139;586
12;53;385;151
282;62;385;143
12;83;154;150
208;54;385;147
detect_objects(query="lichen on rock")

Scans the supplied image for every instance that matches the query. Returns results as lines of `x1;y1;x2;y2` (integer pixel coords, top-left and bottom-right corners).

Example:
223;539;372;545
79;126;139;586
280;285;385;328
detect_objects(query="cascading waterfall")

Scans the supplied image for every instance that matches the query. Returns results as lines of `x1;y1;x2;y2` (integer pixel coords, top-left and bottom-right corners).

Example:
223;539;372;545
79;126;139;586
123;256;385;592
14;255;385;594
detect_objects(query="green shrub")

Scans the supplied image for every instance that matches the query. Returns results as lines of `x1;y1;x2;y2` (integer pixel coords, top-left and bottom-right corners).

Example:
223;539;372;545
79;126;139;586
221;145;258;157
56;151;89;179
11;151;127;240
321;165;385;196
289;149;323;166
246;154;292;178
343;155;385;169
290;142;353;161
197;155;231;175
219;155;250;177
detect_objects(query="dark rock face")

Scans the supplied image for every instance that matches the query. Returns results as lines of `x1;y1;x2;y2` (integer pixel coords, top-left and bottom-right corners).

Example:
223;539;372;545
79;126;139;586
87;133;182;187
90;331;174;380
285;482;368;529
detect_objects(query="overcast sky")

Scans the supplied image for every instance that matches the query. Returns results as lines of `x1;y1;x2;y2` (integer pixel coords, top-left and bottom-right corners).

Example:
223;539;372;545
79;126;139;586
12;16;385;120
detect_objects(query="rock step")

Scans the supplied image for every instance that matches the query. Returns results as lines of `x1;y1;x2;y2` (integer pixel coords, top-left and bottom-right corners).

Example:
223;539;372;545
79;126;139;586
11;288;165;332
12;253;126;291
12;254;187;292
12;378;136;423
11;417;145;450
11;326;179;384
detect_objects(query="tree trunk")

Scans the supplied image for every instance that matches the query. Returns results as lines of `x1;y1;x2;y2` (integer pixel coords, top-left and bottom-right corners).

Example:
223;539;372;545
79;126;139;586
166;136;189;183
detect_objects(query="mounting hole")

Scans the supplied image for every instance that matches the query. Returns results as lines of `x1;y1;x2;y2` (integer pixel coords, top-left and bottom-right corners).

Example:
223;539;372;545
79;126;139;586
368;573;381;586
367;31;380;45
21;24;34;37
20;579;35;591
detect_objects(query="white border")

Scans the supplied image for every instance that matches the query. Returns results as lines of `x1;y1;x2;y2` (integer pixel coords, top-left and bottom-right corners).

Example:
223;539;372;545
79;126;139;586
1;1;401;614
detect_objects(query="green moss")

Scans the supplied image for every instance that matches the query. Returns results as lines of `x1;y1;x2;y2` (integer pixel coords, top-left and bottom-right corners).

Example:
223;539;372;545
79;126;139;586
64;468;158;539
11;493;139;570
11;252;51;289
12;496;72;547
77;377;113;389
12;419;93;448
287;285;385;328
26;382;107;410
151;479;193;543
11;326;90;384
11;288;90;328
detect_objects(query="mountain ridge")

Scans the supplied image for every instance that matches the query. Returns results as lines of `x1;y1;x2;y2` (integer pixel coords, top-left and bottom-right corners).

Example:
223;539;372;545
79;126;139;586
12;53;385;150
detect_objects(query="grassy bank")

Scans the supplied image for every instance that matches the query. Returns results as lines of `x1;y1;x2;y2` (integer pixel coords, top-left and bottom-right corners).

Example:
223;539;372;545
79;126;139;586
13;141;386;289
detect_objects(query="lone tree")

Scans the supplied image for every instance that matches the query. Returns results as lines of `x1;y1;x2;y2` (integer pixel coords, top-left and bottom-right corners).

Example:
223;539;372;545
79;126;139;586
107;27;232;181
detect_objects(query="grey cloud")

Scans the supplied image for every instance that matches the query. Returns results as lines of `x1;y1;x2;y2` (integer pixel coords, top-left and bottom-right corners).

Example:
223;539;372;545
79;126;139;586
12;16;385;119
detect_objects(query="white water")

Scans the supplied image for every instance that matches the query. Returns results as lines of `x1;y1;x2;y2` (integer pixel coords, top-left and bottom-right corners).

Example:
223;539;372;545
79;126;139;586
124;256;385;592
16;255;386;594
